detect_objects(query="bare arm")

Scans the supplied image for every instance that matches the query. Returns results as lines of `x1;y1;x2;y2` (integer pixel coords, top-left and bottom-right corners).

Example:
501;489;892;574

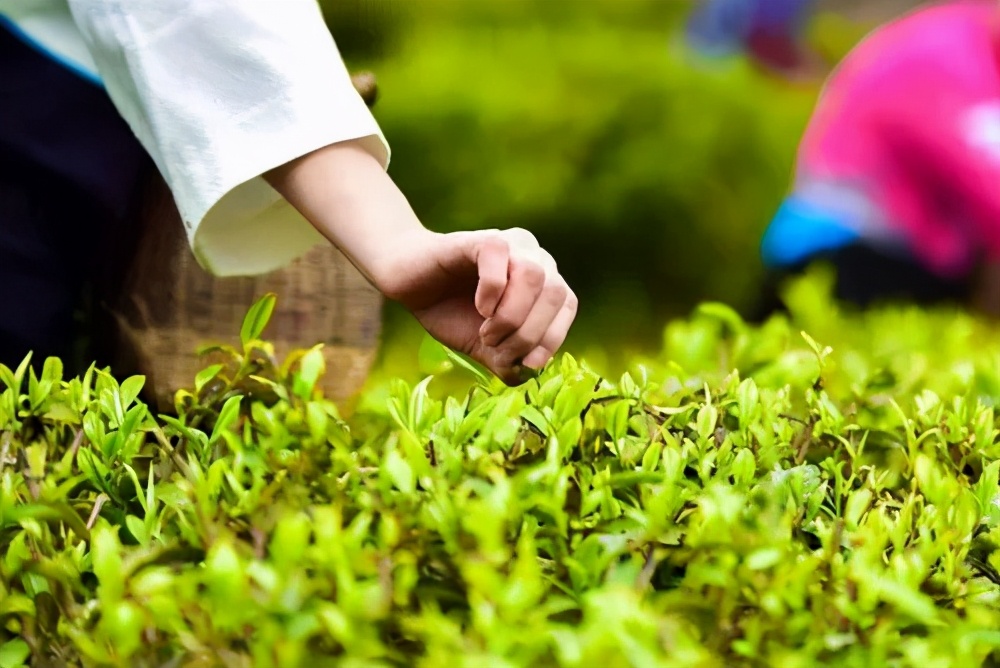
264;140;578;384
264;139;430;293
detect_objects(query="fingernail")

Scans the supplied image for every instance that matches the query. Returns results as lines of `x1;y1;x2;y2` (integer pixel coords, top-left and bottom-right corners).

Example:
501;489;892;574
521;350;550;370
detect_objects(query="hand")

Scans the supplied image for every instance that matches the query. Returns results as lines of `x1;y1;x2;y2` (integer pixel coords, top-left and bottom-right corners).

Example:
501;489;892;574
264;140;577;384
376;227;578;385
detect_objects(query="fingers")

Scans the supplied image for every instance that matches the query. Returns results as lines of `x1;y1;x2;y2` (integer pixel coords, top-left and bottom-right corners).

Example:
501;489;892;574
478;257;547;346
469;229;576;382
522;289;579;369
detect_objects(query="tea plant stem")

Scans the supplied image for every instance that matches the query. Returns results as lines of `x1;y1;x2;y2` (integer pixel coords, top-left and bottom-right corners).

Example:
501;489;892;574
87;493;108;530
149;423;194;479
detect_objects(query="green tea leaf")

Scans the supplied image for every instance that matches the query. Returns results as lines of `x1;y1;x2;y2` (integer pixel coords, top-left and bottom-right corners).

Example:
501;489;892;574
240;292;278;347
384;447;415;494
293;345;326;400
0;639;30;668
195;364;225;393
211;395;244;444
119;375;146;409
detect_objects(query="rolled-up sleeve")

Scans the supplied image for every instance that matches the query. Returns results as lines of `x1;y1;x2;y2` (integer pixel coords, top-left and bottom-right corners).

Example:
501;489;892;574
66;0;390;277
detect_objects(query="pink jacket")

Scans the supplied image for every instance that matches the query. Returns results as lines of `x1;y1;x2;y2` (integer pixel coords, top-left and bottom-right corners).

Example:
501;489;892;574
798;0;1000;278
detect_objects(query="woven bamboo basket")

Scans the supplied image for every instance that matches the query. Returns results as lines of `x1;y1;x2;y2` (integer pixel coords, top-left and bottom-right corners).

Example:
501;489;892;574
100;73;384;413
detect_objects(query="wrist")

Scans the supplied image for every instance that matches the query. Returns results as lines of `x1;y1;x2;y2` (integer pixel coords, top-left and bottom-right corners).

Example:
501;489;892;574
368;227;441;300
265;139;430;292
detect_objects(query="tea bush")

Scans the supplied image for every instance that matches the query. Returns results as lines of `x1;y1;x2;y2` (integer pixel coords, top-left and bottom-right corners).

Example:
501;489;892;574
6;272;1000;667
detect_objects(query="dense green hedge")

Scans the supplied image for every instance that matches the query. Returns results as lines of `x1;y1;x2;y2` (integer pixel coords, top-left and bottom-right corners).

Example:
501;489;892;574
6;274;1000;666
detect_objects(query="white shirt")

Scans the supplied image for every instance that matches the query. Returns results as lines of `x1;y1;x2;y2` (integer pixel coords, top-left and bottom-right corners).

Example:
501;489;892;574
0;0;391;277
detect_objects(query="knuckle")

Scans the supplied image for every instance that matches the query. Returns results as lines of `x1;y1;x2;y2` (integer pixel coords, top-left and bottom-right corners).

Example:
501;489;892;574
518;261;546;288
543;253;558;272
542;281;568;307
505;227;538;247
483;234;509;254
474;227;504;245
565;289;579;312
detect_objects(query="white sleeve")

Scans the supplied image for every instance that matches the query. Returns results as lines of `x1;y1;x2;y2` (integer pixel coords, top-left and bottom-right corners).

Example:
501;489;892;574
66;0;391;277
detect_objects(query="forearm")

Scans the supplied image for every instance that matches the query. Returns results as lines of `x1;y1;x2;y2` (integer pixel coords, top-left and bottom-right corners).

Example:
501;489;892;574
264;139;433;292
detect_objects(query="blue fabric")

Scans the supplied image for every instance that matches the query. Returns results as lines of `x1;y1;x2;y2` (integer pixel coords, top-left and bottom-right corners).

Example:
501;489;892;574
760;195;860;267
685;0;752;56
685;0;816;57
0;14;101;87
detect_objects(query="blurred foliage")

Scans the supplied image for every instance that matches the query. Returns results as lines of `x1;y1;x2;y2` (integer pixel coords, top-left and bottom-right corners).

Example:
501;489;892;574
366;1;815;338
320;0;872;382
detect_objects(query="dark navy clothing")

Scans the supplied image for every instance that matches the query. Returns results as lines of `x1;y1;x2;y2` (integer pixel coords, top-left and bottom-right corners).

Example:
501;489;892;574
0;21;151;369
752;243;975;322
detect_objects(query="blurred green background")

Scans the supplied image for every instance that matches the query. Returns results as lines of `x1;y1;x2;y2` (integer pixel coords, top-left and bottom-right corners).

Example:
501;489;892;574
318;0;886;386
